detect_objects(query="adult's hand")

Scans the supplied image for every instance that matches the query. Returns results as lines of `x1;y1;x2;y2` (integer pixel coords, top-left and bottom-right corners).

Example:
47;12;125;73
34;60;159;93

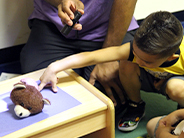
58;0;84;30
89;61;125;106
90;0;137;105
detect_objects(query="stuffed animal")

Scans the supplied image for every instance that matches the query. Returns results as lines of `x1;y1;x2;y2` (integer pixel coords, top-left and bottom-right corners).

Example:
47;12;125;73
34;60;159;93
10;78;51;118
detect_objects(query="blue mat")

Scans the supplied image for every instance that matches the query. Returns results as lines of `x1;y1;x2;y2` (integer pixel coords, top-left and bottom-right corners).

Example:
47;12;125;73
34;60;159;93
0;86;81;137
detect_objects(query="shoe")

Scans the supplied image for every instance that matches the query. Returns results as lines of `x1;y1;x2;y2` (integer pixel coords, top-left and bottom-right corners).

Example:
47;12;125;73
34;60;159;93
115;102;128;115
118;100;146;131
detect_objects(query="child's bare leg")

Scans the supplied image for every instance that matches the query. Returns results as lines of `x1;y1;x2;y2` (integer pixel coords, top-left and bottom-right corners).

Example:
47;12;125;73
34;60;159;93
119;60;142;103
147;117;162;138
118;60;145;131
166;78;184;107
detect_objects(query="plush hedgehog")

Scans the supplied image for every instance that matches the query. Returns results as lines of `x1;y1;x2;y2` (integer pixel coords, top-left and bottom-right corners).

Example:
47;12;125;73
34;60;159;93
10;78;51;118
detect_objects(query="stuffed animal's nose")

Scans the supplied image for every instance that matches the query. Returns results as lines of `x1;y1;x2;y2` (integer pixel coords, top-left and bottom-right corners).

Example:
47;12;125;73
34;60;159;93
14;105;31;118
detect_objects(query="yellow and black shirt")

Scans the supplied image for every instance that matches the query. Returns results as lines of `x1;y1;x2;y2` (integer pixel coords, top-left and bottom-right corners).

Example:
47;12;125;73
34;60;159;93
128;37;184;79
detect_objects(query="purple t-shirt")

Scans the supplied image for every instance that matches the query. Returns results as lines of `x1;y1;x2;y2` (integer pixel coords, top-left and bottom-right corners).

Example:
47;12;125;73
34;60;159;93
29;0;139;41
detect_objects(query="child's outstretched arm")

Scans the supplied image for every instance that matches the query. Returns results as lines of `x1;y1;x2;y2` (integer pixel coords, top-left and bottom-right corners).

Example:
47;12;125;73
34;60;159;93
38;43;130;92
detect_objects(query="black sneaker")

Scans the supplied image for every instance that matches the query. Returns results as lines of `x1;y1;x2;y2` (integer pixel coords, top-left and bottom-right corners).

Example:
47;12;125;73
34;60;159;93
115;102;128;115
118;100;146;131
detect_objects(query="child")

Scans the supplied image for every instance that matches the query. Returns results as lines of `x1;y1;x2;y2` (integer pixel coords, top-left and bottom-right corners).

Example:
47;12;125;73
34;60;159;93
147;109;184;138
38;11;184;132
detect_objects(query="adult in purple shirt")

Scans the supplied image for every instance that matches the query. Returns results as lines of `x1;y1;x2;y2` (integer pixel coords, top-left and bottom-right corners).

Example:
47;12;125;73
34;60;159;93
20;0;138;113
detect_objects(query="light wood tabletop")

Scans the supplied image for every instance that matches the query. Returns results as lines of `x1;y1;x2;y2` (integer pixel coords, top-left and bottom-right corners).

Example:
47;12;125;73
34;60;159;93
0;69;115;138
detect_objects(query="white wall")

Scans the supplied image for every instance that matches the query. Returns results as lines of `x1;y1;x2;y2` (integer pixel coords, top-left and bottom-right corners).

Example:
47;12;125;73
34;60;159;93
0;0;183;50
0;0;33;49
134;0;184;20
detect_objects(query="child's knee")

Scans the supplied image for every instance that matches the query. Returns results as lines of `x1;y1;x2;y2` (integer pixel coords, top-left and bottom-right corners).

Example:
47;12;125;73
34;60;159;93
146;119;153;133
166;79;184;100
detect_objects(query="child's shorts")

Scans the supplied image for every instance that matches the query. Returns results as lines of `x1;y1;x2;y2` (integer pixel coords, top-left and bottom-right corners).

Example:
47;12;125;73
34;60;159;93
139;67;184;98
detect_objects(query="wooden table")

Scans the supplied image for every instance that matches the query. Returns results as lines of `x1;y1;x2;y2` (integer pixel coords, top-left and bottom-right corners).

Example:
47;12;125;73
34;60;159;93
0;69;115;138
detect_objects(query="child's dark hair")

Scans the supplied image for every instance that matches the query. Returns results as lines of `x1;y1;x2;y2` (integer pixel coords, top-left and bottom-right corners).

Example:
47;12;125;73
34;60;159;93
134;11;183;58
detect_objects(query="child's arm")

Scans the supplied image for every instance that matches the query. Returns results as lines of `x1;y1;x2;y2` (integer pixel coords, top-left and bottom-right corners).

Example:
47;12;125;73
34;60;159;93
156;123;183;138
162;109;184;126
38;43;130;91
155;124;176;138
155;109;184;138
